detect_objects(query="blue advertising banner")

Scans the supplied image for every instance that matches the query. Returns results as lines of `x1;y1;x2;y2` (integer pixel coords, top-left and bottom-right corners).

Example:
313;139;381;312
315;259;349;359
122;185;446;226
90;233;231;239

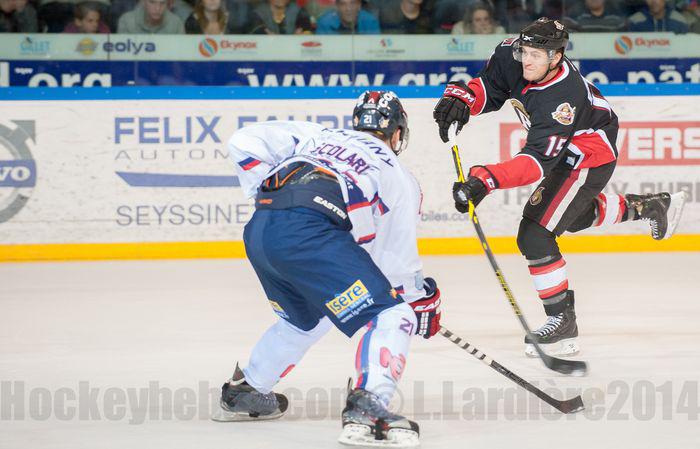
2;58;699;87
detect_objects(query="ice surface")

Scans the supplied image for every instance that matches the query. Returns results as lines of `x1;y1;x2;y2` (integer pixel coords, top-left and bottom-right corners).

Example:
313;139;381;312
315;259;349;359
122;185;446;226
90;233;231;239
1;254;698;449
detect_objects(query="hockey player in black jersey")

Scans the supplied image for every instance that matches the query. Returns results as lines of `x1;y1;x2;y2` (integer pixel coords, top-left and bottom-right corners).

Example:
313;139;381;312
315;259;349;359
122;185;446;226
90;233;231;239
434;17;686;357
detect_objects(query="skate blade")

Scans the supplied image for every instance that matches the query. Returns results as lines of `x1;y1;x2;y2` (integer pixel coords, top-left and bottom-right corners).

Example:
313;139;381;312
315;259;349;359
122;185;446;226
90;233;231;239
211;407;284;422
662;191;687;240
338;424;420;448
525;338;579;358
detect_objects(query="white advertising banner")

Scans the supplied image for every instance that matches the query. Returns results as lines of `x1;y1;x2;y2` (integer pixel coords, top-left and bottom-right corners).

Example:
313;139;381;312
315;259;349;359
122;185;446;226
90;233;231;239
2;33;700;62
0;96;697;245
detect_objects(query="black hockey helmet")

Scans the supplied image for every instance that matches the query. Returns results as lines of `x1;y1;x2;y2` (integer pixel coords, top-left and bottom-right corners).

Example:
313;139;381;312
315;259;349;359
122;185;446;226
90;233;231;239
352;90;410;154
513;17;569;62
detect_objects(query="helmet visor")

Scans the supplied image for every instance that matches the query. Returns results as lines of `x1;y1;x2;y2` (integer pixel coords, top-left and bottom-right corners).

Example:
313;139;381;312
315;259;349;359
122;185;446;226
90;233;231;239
512;39;558;64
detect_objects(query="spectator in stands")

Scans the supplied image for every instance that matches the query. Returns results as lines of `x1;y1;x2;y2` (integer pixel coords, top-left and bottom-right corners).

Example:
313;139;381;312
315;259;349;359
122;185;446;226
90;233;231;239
37;0;76;32
628;0;689;31
374;0;431;33
496;0;537;32
185;0;251;34
679;0;700;31
451;2;504;33
224;0;253;33
250;0;312;34
110;0;191;31
297;0;335;20
0;0;14;31
1;0;19;31
186;0;231;33
1;0;38;31
118;0;185;33
540;0;563;20
169;0;193;23
64;1;110;32
568;0;626;31
109;0;139;30
431;0;472;33
316;0;380;34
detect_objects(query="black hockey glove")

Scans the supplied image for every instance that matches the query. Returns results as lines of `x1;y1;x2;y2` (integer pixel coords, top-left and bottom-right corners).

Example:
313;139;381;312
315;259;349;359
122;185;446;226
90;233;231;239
452;166;498;212
433;81;475;143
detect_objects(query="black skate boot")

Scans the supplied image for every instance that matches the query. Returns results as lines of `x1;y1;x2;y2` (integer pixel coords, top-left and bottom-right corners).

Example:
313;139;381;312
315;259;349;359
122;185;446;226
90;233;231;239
339;387;419;448
211;363;288;422
525;291;579;358
625;192;687;240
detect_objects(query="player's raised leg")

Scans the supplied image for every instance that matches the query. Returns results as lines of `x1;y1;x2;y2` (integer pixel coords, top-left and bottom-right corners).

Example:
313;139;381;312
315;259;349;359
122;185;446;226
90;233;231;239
569;191;687;240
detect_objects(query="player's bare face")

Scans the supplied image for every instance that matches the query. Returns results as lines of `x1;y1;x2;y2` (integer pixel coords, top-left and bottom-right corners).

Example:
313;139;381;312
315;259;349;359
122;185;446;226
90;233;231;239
520;47;551;82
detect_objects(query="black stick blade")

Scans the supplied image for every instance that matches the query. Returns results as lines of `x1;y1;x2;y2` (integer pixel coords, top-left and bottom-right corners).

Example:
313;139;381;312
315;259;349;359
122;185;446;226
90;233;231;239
557;395;585;414
541;353;588;376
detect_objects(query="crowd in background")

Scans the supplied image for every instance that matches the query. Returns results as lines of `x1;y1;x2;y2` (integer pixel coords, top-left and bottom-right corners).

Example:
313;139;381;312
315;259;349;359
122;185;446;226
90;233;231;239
1;0;698;35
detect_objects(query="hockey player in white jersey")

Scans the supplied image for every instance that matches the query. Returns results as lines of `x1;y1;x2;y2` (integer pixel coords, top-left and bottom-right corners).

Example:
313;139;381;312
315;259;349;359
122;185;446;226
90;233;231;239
214;91;442;448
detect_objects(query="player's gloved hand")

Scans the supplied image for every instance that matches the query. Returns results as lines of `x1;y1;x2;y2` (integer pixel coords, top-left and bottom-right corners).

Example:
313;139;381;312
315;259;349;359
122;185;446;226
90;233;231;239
453;166;498;212
410;277;441;339
433;80;476;143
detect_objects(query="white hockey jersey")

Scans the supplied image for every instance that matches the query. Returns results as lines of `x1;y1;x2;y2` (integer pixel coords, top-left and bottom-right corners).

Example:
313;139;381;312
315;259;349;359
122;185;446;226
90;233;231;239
228;120;426;302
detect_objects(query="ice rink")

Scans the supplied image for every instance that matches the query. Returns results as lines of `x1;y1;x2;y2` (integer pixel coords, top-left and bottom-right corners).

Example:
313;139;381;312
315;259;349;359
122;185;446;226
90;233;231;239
1;253;699;449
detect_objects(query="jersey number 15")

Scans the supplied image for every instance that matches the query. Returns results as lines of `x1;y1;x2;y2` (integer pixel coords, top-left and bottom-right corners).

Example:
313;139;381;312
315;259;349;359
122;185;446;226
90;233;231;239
545;136;567;157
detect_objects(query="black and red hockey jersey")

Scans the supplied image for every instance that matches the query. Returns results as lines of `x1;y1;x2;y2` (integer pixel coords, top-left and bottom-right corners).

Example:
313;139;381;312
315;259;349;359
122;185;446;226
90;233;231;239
466;38;619;189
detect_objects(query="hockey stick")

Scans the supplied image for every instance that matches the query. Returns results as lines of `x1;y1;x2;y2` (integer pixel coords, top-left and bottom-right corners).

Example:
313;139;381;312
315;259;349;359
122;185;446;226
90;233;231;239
447;124;587;376
439;326;584;414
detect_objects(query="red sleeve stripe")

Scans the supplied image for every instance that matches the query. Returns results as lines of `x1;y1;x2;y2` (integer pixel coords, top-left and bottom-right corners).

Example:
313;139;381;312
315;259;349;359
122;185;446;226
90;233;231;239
467;77;487;116
370;193;390;215
357;234;376;245
347;201;371;212
239;157;261;171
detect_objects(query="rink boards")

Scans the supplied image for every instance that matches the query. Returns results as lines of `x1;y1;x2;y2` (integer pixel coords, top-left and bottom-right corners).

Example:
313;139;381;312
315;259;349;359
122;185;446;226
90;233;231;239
0;85;698;261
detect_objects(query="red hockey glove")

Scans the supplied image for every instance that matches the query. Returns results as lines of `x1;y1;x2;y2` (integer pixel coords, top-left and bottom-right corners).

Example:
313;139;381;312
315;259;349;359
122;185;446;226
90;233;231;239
433;81;476;143
411;277;442;339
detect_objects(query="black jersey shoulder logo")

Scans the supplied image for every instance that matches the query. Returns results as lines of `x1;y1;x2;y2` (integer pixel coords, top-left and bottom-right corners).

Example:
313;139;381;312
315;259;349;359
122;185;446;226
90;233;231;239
551;102;576;126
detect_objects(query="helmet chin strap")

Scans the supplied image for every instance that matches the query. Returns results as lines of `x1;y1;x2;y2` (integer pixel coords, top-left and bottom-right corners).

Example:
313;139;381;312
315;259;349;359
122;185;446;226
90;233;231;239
533;60;559;84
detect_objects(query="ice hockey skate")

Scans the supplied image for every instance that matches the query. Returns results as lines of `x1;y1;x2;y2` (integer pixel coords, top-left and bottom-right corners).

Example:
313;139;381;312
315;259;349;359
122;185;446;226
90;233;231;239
211;364;288;422
626;192;687;240
338;388;419;448
525;294;579;358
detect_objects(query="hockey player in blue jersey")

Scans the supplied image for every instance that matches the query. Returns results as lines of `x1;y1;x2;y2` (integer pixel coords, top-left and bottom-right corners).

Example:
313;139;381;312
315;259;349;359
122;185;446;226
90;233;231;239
214;91;441;448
